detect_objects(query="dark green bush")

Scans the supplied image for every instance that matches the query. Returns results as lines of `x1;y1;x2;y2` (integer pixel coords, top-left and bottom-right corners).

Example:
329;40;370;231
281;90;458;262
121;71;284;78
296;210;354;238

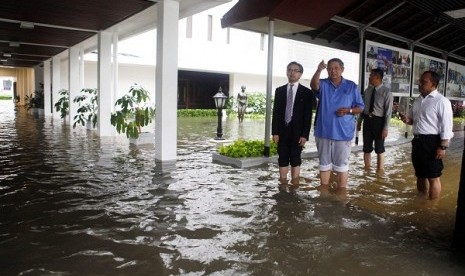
177;109;217;117
227;92;270;116
0;95;12;100
218;139;277;158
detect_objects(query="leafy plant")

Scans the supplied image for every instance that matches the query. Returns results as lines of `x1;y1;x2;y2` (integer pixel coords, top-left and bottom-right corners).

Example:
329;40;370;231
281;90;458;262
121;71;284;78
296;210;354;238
177;109;217;117
218;139;278;158
25;90;44;110
25;94;35;110
110;84;155;139
54;89;69;119
227;92;271;117
73;88;98;128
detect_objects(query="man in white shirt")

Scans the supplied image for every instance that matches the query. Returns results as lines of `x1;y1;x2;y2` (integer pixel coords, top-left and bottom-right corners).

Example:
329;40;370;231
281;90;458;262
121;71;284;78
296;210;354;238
401;71;454;199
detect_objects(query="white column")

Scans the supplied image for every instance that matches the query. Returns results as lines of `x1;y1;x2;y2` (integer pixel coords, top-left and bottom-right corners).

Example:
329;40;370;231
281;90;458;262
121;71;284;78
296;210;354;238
155;0;179;162
43;59;52;116
79;48;85;86
112;32;119;101
69;47;81;126
52;56;62;119
97;31;114;136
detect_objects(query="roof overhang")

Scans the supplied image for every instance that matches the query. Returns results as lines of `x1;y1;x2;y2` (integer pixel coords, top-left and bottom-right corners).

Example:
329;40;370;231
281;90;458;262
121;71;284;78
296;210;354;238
221;0;357;36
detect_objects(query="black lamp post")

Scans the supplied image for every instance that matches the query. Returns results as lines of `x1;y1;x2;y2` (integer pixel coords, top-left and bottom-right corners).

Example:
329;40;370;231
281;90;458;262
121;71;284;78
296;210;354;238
213;87;227;140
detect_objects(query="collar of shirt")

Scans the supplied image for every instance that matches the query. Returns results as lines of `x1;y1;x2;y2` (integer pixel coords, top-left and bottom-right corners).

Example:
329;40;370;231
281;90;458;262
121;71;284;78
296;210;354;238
374;84;383;90
423;89;439;98
288;82;299;92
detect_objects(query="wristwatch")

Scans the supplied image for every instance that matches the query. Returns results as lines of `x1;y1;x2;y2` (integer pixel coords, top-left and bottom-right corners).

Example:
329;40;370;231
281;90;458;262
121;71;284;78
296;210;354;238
439;145;448;150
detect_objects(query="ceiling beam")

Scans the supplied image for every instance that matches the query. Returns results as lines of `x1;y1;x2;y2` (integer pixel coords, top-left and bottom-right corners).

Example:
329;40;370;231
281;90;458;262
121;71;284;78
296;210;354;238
0;17;98;33
0;40;69;49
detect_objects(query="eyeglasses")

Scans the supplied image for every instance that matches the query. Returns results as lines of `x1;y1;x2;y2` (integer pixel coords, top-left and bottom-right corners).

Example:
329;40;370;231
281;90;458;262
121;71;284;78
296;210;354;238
287;68;302;73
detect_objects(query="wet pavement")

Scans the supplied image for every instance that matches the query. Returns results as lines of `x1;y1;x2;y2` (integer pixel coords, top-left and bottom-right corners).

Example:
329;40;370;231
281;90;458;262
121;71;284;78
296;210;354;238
1;100;465;275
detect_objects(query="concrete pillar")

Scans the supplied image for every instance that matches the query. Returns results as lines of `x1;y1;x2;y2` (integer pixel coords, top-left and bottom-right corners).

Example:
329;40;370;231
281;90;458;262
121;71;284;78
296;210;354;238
52;56;62;119
43;59;52;115
69;47;81;126
112;32;119;102
97;31;114;136
155;0;179;162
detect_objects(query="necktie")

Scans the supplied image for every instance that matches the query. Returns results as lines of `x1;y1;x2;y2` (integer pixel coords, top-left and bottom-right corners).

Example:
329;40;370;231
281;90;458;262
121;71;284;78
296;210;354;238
369;88;376;113
285;84;294;124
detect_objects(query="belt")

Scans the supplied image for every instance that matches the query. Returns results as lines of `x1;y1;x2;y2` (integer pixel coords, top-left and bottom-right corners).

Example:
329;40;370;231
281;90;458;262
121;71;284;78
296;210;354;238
413;134;439;139
364;113;383;119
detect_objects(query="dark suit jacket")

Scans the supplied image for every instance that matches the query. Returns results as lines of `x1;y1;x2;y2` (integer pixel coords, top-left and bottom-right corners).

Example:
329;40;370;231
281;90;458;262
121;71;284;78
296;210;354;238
272;83;314;140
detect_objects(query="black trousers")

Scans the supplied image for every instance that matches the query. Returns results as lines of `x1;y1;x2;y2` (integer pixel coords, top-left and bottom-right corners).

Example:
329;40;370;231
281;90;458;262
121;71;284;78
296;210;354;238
411;134;443;178
362;115;386;154
277;124;303;167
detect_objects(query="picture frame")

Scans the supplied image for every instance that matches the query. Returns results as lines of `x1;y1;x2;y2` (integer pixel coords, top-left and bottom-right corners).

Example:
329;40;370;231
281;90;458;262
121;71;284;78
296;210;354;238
365;40;412;97
411;52;446;96
445;61;465;100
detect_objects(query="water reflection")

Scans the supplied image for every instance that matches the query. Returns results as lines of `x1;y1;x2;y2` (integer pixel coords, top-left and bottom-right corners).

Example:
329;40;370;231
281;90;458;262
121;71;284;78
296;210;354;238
1;100;465;275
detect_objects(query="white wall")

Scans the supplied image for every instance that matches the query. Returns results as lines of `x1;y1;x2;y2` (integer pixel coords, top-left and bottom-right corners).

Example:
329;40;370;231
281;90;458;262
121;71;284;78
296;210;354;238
77;1;360;103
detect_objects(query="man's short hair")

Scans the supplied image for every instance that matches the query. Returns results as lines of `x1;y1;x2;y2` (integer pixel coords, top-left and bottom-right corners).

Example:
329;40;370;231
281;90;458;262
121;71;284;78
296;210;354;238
423;70;440;87
371;68;384;79
328;58;344;69
287;61;303;73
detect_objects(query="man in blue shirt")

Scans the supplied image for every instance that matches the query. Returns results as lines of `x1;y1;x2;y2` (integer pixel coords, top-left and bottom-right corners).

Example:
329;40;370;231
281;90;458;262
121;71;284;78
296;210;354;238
310;58;365;193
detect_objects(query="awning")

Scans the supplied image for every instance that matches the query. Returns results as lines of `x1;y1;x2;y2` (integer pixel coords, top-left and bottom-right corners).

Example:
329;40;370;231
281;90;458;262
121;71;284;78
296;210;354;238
221;0;357;36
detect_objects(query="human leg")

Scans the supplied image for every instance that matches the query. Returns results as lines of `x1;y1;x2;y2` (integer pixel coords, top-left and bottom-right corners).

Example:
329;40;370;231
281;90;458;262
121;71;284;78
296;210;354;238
372;117;386;171
377;153;384;171
337;171;348;189
320;170;331;186
279;166;289;183
362;118;374;169
332;140;351;188
412;135;443;198
428;177;442;199
290;166;300;184
364;153;371;169
316;137;332;187
416;177;428;196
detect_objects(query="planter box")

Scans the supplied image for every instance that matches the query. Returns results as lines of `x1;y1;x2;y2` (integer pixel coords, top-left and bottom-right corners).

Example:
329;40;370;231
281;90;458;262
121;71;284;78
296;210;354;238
212;152;277;168
129;132;154;145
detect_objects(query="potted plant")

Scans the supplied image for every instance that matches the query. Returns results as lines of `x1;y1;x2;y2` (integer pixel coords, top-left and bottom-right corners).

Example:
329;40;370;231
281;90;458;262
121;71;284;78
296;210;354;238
25;89;44;115
73;88;98;129
54;89;69;119
110;84;155;140
25;93;35;110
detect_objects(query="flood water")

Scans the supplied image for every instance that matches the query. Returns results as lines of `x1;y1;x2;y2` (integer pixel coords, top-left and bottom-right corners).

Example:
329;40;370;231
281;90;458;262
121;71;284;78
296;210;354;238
1;100;465;276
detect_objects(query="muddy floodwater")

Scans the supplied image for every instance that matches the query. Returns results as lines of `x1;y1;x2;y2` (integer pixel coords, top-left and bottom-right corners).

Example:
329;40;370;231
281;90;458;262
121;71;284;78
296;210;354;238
1;100;465;275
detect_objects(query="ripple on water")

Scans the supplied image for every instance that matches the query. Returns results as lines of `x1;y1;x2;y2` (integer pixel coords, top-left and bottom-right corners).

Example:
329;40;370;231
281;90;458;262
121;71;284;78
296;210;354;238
1;102;465;275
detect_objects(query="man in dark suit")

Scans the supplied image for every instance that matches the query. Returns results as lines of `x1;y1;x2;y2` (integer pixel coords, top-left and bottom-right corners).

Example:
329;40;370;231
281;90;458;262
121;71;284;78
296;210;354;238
272;61;314;192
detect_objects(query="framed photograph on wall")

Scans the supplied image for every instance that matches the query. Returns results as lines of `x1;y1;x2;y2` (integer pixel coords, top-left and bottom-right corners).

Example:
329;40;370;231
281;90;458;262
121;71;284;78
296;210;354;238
365;40;412;97
412;53;446;96
446;61;465;100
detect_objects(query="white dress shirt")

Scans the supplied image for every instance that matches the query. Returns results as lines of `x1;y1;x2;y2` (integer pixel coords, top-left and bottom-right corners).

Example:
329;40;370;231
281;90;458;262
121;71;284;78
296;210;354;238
410;89;454;140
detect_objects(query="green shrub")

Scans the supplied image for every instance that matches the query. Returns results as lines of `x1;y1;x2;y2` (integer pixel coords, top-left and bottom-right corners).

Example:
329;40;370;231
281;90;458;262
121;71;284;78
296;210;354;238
177;109;217;117
227;92;270;116
218;139;277;158
0;95;12;100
